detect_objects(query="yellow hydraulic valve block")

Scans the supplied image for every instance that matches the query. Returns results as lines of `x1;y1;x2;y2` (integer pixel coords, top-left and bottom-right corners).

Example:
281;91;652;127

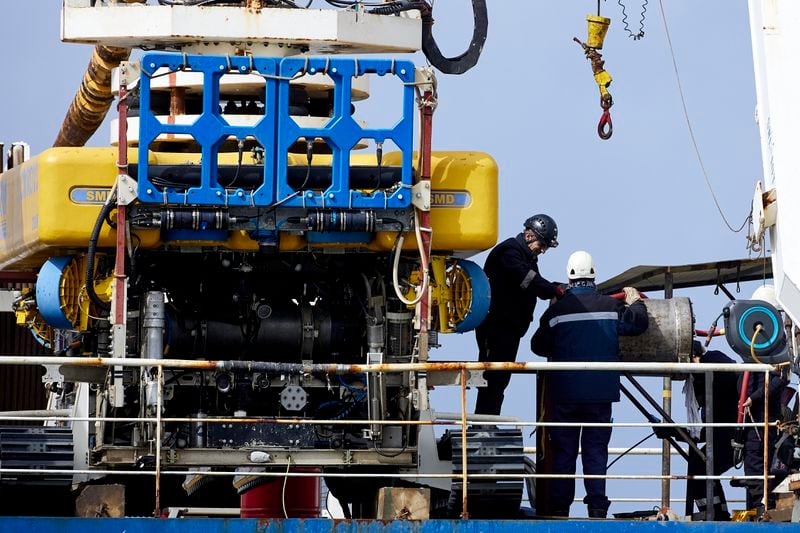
13;288;55;349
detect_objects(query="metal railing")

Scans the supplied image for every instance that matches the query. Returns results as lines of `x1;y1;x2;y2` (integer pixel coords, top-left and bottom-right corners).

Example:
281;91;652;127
0;355;786;520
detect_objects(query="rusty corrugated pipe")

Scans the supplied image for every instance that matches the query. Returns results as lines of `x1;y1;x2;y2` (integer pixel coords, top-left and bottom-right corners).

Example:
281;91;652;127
54;1;146;148
53;45;132;148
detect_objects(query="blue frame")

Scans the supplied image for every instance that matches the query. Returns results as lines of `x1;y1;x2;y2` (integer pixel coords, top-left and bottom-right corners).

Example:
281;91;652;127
275;57;415;209
137;54;415;210
138;53;279;207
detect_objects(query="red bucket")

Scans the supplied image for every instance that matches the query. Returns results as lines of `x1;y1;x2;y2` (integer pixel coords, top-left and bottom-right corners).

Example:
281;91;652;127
240;468;320;518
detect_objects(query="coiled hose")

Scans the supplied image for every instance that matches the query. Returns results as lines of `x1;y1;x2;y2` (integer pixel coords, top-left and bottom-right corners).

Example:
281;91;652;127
421;0;488;75
367;0;488;75
85;197;116;313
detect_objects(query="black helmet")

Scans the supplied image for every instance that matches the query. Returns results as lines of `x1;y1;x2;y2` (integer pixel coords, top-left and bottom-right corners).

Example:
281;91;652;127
524;214;558;248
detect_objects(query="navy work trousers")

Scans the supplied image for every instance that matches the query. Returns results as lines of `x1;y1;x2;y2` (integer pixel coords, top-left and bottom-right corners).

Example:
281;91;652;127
549;403;612;516
475;324;522;416
743;427;778;510
686;428;736;520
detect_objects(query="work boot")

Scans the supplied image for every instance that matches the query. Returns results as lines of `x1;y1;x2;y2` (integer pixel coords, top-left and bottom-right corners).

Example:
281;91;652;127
588;508;607;519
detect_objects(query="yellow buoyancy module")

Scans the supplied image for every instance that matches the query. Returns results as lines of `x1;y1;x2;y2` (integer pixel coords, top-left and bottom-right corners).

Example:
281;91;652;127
0;148;497;270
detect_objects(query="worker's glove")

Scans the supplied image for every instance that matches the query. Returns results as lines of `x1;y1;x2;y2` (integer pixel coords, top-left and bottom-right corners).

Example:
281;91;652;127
648;415;680;440
623;286;641;306
653;425;678;440
555;283;568;298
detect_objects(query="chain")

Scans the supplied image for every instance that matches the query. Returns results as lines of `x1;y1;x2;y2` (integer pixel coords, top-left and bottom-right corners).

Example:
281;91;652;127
618;0;648;40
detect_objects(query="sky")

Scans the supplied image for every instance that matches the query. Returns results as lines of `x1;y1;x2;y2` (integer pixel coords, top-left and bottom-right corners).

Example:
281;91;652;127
0;0;786;518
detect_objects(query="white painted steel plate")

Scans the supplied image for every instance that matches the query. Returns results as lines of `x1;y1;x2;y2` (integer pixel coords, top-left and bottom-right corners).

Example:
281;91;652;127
62;5;421;54
129;70;370;101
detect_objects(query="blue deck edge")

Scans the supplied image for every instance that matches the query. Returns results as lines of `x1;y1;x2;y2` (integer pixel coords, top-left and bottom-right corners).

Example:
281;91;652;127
0;518;792;533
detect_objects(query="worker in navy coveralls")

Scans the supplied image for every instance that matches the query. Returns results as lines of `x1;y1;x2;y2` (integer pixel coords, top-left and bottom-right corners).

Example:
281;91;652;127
740;368;789;511
475;214;562;415
531;251;648;518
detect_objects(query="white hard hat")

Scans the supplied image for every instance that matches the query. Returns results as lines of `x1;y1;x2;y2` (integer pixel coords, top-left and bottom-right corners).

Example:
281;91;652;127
566;250;596;280
751;284;781;311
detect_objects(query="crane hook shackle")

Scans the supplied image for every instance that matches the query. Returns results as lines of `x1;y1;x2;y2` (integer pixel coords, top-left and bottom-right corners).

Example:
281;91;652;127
598;94;613;140
574;37;615;140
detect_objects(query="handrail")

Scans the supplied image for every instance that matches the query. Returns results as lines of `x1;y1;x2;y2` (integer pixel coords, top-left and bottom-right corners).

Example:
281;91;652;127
0;415;778;428
0;468;771;482
0;354;778;373
0;355;781;519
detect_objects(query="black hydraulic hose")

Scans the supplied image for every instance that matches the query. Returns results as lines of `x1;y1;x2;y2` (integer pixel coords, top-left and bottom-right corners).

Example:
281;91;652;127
607;432;654;470
86;198;116;313
421;0;488;75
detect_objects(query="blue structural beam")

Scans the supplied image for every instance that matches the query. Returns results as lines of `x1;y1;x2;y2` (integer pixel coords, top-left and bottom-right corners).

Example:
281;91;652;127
0;519;795;533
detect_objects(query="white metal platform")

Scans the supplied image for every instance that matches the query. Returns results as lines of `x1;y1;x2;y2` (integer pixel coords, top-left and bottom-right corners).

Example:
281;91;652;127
61;3;422;55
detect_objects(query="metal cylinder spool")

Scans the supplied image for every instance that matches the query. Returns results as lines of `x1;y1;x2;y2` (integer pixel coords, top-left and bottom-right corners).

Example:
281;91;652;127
386;311;413;360
142;290;165;360
618;297;694;363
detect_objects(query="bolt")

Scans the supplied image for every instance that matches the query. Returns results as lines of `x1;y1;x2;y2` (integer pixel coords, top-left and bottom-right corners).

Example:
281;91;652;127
331;67;337;74
219;65;225;71
150;63;156;69
307;192;313;198
146;188;153;195
128;186;134;192
415;192;421;198
400;69;407;75
424;204;429;209
240;66;247;72
398;194;404;200
328;193;334;199
216;190;222;197
310;68;316;74
237;191;244;197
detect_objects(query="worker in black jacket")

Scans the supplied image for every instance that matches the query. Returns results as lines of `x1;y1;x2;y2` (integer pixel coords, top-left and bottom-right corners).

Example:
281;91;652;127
474;214;561;416
683;341;740;520
531;251;648;518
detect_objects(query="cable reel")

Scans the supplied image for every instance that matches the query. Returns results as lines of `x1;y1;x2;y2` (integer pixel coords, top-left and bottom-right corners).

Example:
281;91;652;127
723;299;789;364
